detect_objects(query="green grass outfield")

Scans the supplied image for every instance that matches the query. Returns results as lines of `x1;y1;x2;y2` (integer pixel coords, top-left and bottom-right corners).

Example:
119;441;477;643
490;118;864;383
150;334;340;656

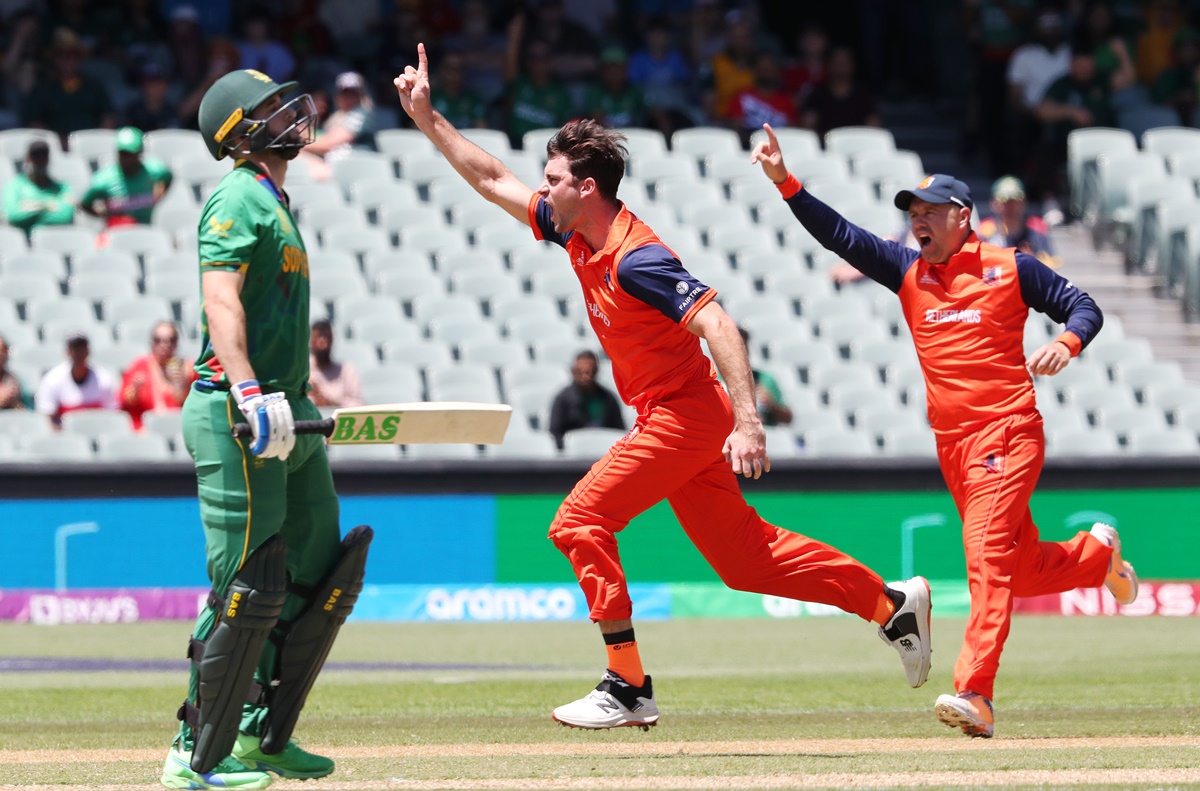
1;616;1199;790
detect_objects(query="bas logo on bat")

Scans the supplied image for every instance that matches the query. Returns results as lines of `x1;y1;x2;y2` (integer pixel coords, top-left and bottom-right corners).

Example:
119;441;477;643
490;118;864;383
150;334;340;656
331;413;402;443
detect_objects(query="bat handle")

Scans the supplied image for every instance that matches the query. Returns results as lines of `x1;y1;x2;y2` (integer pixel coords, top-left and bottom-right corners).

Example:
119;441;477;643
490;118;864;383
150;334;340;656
231;419;336;438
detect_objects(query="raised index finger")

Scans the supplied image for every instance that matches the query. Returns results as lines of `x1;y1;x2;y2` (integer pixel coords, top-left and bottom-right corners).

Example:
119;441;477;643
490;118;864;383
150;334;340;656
763;123;779;150
417;42;428;73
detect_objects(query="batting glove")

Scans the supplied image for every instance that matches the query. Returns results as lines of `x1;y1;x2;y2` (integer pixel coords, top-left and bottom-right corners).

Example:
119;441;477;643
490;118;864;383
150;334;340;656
232;379;295;459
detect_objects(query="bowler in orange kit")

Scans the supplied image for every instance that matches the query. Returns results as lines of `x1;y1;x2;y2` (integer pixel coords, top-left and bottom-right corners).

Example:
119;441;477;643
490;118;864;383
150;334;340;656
752;124;1139;738
396;45;933;730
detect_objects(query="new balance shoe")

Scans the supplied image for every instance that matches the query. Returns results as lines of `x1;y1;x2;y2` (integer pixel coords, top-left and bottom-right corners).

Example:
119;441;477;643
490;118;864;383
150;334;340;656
935;691;994;738
552;670;659;730
1090;522;1138;605
161;740;273;790
877;576;932;688
232;733;334;780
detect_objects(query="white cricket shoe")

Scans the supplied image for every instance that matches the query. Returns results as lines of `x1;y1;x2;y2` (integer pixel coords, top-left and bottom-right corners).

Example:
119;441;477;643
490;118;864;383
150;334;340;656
935;691;994;738
551;670;659;730
877;576;932;688
1090;523;1138;605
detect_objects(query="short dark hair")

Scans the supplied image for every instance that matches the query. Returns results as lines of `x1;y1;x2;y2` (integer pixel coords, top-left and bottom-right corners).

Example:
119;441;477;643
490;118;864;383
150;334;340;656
573;350;599;365
546;120;627;203
311;318;333;334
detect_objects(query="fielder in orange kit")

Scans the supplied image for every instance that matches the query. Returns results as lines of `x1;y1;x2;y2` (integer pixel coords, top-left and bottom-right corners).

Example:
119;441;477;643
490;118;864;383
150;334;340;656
395;45;934;730
751;124;1139;738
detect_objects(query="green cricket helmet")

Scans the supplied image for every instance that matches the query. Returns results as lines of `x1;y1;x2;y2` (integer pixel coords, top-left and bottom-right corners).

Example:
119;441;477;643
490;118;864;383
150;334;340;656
198;69;318;161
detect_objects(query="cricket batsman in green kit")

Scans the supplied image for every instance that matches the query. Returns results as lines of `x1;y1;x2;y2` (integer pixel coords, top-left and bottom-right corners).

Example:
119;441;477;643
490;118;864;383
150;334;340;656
160;69;373;790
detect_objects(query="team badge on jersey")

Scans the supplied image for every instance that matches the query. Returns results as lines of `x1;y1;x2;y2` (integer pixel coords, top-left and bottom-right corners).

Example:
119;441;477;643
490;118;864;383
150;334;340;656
982;453;1004;474
208;218;233;238
982;266;1002;286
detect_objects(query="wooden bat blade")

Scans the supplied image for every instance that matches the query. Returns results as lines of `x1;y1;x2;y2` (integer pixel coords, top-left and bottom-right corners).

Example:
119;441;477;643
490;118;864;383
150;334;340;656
326;402;512;445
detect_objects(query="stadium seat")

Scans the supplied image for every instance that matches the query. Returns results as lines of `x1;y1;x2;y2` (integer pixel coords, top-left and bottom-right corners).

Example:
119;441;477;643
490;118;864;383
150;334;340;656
1047;428;1120;456
381;338;453;369
61;408;134;438
671;128;741;172
530;336;589;368
616;127;668;163
321;226;389;262
1143;382;1200;420
0;409;54;439
749;127;820;159
95;431;173;461
450;271;522;316
521;127;558;158
144;129;207;162
880;425;937;458
21;433;94;462
376;269;446;314
360;364;423;403
491;430;559;459
853;151;925;199
0;128;62;167
105;226;173;263
1094;404;1167;440
1124;427;1199;456
331;153;392;199
426;315;498;347
460;128;512;157
766;338;838;382
1120;107;1181;145
789;156;851;188
824;126;896;163
346;316;420;352
1066;127;1137;219
801;425;876;457
353;179;420;225
561;426;627;459
0;226;29;259
74;250;140;282
50;155;91;195
30;225;96;266
68;129;117;169
3;272;63;311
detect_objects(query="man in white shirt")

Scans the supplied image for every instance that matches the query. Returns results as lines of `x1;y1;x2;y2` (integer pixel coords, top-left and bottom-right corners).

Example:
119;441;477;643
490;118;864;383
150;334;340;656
1007;12;1070;112
35;332;118;428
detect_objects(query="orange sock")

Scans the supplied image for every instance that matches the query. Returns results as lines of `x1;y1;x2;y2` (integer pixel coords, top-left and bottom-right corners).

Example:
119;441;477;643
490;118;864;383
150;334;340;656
871;589;896;626
603;628;646;687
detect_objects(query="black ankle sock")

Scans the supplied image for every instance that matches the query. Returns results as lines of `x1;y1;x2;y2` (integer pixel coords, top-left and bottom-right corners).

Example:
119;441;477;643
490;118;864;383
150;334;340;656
885;586;906;613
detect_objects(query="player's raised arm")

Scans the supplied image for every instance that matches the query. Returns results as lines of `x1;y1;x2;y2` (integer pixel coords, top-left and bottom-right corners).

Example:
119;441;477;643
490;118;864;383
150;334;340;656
395;43;534;225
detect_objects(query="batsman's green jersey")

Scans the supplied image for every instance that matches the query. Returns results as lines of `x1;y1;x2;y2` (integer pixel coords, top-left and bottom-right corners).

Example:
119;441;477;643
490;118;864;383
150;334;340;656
194;160;310;394
80;158;172;225
180;158;340;744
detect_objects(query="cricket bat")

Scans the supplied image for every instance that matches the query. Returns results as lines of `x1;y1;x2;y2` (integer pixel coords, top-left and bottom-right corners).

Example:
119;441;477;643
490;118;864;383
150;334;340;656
231;402;512;445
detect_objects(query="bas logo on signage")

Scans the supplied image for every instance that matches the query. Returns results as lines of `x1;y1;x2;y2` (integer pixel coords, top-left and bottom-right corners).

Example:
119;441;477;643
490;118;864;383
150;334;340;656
332;413;402;443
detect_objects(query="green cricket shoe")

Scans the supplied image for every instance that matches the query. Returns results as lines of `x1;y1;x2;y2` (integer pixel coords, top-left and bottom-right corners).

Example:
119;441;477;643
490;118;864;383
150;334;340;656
160;741;273;790
231;733;335;779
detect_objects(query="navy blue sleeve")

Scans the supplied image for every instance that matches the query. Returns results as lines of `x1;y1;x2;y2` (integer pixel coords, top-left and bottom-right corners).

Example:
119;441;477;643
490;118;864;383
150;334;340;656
531;197;571;248
784;188;919;293
617;244;713;323
1016;251;1103;349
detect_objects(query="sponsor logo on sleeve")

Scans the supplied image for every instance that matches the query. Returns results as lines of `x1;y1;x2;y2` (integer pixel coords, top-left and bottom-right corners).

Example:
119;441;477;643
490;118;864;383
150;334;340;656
207;218;233;238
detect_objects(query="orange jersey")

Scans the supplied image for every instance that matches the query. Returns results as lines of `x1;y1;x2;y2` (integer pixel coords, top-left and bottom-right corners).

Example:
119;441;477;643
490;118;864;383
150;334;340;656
779;184;1103;439
528;195;718;412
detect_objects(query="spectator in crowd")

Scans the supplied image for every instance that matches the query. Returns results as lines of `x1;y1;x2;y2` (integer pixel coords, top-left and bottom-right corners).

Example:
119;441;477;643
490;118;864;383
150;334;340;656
22;28;115;144
978;176;1062;268
548;350;625;451
123;61;181;132
962;0;1032;178
584;47;646;129
687;0;725;67
442;0;509;104
298;71;377;180
1037;44;1115;222
1151;27;1200;126
782;24;828;108
178;38;241;130
80;126;173;229
627;20;695;138
318;0;380;59
504;32;574;148
3;12;42;105
1075;1;1137;95
35;332;118;429
0;336;25;411
1137;0;1186;86
726;52;797;147
431;51;488;130
308;319;364;408
564;0;617;41
737;327;792;428
708;11;756;122
801;46;881;139
1;140;75;238
522;0;599;86
1006;10;1070;182
167;6;208;92
120;320;195;430
237;11;296;82
114;0;170;75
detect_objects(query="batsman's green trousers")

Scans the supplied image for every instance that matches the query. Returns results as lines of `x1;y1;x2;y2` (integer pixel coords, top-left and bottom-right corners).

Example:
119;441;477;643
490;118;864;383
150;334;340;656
179;387;342;739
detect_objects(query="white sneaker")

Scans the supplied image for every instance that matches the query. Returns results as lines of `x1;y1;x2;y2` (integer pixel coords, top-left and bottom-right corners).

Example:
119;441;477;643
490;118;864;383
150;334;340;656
551;670;659;730
877;576;932;688
935;691;994;738
1090;523;1138;605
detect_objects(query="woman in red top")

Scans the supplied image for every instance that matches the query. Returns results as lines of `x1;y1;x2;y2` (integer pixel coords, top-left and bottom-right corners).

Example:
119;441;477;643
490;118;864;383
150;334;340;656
121;321;196;429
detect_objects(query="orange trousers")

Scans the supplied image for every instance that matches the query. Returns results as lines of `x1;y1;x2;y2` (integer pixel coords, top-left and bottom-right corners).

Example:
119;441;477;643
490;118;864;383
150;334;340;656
937;410;1111;700
549;380;885;623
